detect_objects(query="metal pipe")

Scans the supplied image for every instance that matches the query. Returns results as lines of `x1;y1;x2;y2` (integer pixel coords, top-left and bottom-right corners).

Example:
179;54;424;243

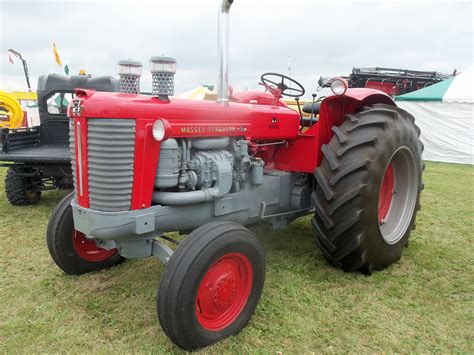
191;137;229;150
153;188;218;206
217;0;234;106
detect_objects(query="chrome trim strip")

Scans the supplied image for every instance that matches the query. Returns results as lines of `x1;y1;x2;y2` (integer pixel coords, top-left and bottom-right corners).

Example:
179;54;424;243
77;121;84;196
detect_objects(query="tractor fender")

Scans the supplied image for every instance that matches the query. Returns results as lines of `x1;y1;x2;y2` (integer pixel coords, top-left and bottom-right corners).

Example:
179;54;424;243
320;88;395;128
272;88;395;173
315;88;396;165
328;88;395;106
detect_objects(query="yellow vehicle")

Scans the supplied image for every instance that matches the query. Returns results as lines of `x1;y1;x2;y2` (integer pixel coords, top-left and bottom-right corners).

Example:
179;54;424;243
0;91;30;128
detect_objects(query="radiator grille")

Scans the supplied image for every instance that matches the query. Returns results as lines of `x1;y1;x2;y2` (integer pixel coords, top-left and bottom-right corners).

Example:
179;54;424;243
69;119;77;195
87;119;136;211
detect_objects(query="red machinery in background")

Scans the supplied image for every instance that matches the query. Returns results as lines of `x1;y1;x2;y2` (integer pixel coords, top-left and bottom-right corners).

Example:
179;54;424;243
320;67;454;97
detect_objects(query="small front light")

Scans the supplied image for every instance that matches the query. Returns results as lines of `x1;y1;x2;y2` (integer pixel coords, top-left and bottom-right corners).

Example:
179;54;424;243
152;119;171;142
152;120;165;141
331;78;348;96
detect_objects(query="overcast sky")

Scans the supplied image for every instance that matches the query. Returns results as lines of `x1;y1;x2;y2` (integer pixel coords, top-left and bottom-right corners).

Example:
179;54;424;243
1;0;472;98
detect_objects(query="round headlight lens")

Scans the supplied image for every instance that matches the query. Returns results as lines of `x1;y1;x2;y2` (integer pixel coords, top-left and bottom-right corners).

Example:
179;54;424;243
152;119;166;141
331;78;348;96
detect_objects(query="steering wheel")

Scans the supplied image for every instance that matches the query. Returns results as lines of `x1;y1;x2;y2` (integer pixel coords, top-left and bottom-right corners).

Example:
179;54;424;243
260;72;305;98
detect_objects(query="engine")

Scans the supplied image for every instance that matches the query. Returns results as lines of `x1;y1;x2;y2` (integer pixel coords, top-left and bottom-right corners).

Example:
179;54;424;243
152;137;264;206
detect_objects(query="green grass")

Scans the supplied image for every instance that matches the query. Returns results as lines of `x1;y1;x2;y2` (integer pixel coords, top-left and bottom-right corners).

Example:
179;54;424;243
0;161;473;353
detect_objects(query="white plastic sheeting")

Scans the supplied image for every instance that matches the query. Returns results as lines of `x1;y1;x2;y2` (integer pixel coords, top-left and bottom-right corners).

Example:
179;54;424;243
443;68;473;103
397;101;473;164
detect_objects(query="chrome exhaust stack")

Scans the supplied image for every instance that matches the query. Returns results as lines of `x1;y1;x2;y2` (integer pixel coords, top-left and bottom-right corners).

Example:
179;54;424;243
217;0;234;106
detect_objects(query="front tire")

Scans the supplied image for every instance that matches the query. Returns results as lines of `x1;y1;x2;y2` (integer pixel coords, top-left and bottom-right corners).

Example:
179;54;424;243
157;222;265;351
46;192;123;275
312;104;423;274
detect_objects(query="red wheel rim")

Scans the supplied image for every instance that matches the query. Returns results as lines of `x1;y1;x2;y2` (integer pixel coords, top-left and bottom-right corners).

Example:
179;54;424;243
72;230;117;262
378;163;394;223
195;252;253;331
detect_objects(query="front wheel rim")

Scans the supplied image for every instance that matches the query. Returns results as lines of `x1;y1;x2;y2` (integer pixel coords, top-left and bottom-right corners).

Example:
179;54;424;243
195;252;253;331
378;147;418;244
72;230;117;262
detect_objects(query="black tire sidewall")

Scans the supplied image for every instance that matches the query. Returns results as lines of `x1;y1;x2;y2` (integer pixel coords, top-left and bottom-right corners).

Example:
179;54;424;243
158;223;265;350
46;192;122;275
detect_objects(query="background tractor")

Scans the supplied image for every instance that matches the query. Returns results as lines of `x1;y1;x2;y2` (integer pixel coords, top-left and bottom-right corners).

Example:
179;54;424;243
46;0;424;350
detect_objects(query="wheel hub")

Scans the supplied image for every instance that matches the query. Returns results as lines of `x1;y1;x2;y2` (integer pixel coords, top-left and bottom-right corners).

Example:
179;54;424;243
196;252;253;331
72;230;117;262
215;277;237;305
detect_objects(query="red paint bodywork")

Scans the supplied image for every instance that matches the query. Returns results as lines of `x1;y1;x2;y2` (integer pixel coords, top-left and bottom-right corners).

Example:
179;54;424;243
378;163;394;222
273;89;395;172
71;88;394;210
365;80;399;96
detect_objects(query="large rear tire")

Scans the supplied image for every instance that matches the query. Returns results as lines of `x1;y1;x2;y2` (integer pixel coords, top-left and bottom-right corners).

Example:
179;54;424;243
312;104;423;274
46;192;123;275
5;167;41;206
157;222;265;351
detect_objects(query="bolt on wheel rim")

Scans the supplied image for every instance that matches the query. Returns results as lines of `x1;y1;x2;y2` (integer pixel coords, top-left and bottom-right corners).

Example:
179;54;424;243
72;230;117;262
195;252;253;331
378;146;418;244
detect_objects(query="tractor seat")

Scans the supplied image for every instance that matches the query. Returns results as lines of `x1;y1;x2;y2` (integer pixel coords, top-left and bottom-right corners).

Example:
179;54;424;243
302;102;321;115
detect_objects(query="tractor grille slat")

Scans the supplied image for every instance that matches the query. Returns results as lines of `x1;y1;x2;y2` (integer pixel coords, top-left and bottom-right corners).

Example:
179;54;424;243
89;187;132;193
89;186;133;193
88;164;133;172
88;132;136;140
88;152;135;159
89;169;134;177
87;118;136;211
88;176;135;184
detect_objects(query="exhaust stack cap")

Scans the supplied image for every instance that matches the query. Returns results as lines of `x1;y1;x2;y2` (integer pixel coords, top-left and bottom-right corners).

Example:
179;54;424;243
118;59;142;93
150;56;177;97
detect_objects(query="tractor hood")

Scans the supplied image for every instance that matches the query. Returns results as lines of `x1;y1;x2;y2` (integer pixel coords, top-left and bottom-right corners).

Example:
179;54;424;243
69;89;301;141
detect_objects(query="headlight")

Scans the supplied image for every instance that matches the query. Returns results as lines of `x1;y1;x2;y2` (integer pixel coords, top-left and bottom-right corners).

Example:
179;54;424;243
331;78;348;96
152;119;170;142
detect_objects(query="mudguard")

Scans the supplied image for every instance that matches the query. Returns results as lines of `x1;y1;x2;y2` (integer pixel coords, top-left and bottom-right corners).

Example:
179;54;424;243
273;88;396;173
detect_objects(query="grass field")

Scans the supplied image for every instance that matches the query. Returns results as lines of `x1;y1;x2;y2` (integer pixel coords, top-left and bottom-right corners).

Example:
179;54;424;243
0;162;473;353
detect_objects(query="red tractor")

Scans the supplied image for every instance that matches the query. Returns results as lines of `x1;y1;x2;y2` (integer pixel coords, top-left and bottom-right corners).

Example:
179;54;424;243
46;0;423;350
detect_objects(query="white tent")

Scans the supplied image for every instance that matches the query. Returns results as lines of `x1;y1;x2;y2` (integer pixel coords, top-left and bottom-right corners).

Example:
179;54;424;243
395;68;473;165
